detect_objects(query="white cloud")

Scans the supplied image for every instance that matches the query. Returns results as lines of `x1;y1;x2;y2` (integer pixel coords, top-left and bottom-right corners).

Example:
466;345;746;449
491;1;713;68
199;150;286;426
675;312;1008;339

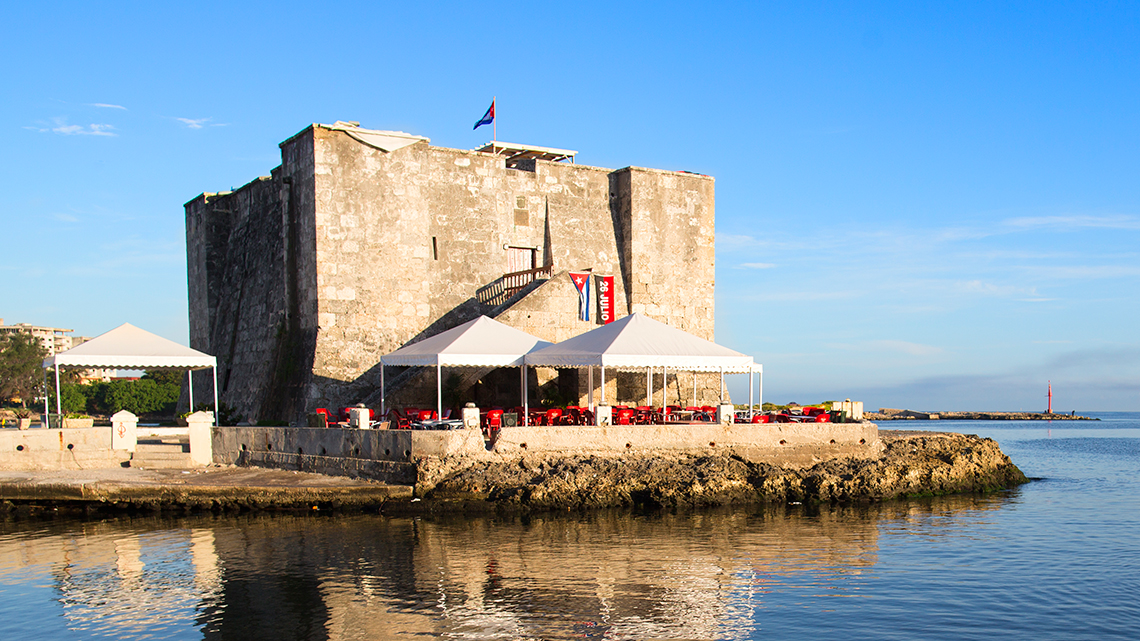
25;118;116;136
715;232;756;248
177;117;211;129
828;339;944;356
738;262;776;269
1020;265;1140;279
1003;215;1140;231
176;117;228;129
89;103;126;110
740;290;860;302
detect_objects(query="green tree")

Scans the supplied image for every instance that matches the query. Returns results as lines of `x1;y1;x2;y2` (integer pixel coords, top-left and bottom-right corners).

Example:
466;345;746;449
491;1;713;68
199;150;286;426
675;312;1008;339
0;333;48;407
47;383;91;415
142;369;185;387
96;379;181;415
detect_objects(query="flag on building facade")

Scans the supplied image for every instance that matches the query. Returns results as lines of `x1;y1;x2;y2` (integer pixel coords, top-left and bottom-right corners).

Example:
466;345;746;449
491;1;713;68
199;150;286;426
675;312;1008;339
473;99;495;130
596;274;615;324
570;271;591;321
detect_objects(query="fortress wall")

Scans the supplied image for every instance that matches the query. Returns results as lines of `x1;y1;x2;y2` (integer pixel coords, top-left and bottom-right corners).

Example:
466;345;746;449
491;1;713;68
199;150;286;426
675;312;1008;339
625;167;716;339
187;124;719;422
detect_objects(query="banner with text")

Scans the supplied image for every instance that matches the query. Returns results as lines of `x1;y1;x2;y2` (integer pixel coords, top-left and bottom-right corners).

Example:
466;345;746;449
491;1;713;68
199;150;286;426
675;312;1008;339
569;271;591;321
596;274;615;324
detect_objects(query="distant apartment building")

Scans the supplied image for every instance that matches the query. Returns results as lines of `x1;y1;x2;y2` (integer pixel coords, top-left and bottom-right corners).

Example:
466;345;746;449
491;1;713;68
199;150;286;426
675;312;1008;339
0;319;113;383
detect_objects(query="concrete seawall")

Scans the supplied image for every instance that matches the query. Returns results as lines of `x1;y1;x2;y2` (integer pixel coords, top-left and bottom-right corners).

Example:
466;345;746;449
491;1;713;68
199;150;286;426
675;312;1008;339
0;427;131;470
207;422;882;487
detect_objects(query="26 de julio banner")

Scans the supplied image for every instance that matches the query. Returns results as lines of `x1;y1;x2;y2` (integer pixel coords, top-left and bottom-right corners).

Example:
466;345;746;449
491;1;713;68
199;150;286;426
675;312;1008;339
595;274;615;324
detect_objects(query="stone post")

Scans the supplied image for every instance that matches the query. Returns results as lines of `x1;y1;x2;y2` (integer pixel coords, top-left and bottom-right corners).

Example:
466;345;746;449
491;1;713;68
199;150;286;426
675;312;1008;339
462;403;480;430
595;404;612;427
717;403;735;426
111;410;138;452
349;406;371;429
187;411;214;466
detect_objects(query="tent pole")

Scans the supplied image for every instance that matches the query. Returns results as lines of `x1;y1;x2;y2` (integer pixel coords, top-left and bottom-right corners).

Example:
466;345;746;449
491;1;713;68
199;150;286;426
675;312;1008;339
189;370;195;413
212;366;219;427
522;365;528;426
588;367;594;411
437;363;443;420
601;367;606;405
43;369;49;421
758;367;763;413
646;367;651;408
749;370;754;420
693;370;697;406
720;367;725;404
380;361;385;418
54;366;61;418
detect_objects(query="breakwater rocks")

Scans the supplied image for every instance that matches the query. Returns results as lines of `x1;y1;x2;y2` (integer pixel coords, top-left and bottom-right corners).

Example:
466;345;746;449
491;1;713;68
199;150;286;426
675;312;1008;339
868;410;1095;421
421;430;1028;509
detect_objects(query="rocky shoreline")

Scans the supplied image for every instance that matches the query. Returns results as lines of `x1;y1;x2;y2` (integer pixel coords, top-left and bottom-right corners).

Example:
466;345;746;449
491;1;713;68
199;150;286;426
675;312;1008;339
0;430;1028;516
417;430;1028;510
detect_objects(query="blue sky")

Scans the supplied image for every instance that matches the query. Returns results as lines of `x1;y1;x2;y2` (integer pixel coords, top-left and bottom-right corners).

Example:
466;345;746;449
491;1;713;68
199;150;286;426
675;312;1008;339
3;1;1138;411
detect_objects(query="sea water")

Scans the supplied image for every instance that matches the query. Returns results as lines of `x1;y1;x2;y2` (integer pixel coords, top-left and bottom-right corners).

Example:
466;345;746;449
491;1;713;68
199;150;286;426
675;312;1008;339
0;412;1137;640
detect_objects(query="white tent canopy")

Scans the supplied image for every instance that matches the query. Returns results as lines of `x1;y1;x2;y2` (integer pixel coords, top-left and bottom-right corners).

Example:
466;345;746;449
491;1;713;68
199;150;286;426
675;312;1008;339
524;313;755;371
42;323;218;425
379;316;553;420
524;313;762;413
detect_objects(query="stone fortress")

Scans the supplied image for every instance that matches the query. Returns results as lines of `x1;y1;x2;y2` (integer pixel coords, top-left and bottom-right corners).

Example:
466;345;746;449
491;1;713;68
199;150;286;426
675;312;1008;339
186;121;719;425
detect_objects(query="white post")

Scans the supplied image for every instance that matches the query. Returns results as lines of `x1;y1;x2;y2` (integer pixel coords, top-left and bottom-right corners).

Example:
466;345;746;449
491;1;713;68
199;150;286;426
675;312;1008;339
54;366;61;418
380;361;385;417
646;367;651;408
521;365;528;426
693;370;697;406
111;410;138;452
588;366;594;411
187;411;214;466
211;366;219;427
600;367;606;405
188;369;195;412
748;370;754;420
437;363;443;420
720;367;725;404
43;369;49;420
758;365;763;412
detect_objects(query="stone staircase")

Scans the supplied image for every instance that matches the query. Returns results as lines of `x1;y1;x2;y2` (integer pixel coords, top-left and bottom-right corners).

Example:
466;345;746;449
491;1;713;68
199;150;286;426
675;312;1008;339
130;437;198;469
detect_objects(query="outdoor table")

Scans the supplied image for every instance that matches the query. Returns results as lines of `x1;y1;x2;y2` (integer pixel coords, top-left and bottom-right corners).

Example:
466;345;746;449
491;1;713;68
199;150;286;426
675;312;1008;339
415;419;464;430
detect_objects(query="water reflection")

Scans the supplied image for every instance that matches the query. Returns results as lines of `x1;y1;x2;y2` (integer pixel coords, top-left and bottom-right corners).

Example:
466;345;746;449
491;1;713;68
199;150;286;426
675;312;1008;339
0;493;1014;641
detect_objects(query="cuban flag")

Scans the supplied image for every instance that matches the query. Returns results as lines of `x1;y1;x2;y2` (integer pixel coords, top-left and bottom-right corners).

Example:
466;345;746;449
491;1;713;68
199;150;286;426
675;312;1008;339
570;271;591;321
473;99;495;130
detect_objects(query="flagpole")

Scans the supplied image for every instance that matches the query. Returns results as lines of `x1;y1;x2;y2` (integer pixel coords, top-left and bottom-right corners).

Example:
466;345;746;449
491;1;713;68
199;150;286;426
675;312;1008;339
493;96;497;153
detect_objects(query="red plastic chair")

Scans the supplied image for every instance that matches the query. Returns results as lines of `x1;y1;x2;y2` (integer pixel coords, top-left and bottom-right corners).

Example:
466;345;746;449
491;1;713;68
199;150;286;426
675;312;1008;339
616;409;634;425
814;413;832;423
751;414;771;424
542;408;562;426
482;409;503;431
417;410;438;422
581;409;595;425
388;409;410;429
